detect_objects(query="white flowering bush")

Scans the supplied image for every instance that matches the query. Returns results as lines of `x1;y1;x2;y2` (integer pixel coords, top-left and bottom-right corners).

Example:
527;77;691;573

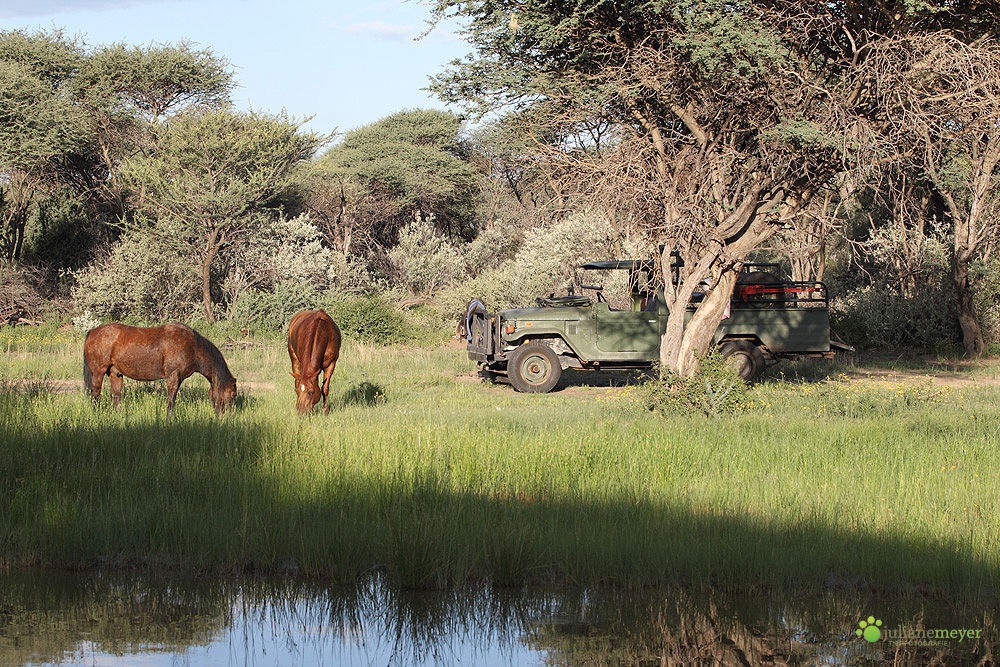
223;213;333;298
73;228;201;321
72;309;102;333
388;214;464;295
440;211;619;316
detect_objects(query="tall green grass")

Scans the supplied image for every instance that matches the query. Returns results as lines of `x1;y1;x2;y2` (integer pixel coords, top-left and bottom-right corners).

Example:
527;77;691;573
1;328;997;596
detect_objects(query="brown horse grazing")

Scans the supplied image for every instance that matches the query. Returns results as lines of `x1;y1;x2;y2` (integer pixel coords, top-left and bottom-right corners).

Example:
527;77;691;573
83;322;237;415
287;309;342;414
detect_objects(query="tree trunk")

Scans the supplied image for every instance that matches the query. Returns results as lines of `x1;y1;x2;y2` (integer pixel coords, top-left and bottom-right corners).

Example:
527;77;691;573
1;190;30;262
953;260;984;356
657;248;741;378
676;270;739;376
200;239;218;323
658;249;709;375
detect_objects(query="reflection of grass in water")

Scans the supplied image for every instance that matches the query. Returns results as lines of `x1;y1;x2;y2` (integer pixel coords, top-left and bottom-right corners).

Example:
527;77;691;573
1;336;999;597
1;570;994;667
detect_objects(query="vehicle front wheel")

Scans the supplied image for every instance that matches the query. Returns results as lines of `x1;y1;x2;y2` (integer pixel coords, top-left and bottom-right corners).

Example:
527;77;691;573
718;340;766;382
507;342;561;393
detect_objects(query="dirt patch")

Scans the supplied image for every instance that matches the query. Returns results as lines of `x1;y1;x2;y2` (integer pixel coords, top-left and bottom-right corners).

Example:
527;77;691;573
822;355;1000;388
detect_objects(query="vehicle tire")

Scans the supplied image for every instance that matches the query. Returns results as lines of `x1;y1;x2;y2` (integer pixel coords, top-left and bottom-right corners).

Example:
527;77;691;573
507;342;561;393
718;340;766;382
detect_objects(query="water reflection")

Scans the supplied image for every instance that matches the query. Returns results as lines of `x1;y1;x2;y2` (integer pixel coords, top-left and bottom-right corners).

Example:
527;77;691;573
0;569;994;666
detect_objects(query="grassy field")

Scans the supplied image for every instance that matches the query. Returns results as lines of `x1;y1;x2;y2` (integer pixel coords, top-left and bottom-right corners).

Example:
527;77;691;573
0;324;997;597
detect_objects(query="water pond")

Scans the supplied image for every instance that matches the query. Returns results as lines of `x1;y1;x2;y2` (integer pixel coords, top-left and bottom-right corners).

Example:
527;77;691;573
0;569;994;666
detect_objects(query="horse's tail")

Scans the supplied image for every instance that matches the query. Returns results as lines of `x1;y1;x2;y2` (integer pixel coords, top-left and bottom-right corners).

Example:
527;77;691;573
83;348;92;394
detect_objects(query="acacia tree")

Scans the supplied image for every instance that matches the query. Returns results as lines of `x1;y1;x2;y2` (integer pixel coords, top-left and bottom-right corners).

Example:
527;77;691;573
304;109;477;257
0;30;89;261
429;0;854;375
860;34;1000;356
119;107;321;321
72;40;235;218
429;0;1000;370
0;29;236;263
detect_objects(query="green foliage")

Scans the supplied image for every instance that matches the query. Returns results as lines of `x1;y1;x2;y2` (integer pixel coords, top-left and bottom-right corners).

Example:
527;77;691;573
225;282;323;334
72;228;201;321
830;285;960;351
643;351;751;417
670;0;789;81
324;252;384;294
0;28;81;85
970;256;1000;348
828;213;958;351
388;214;464;295
226;289;434;346
765;120;837;149
324;296;415;345
459;225;519;272
439;211;618;315
0;59;88;168
222;214;333;302
321;109;476;241
121;107;319;231
79;40;233;121
0;30;92;262
20;192;98;271
118;106;322;320
0;29;237;265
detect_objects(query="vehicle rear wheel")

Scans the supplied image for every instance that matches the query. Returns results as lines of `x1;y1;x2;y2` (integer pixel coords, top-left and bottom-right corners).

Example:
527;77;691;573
718;340;766;382
507;342;561;393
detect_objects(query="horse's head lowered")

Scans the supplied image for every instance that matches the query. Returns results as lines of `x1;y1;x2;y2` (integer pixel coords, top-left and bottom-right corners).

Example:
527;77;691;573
291;372;322;414
210;378;237;415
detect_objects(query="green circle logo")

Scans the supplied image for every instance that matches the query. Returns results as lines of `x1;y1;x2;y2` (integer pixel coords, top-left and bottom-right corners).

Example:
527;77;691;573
857;616;882;642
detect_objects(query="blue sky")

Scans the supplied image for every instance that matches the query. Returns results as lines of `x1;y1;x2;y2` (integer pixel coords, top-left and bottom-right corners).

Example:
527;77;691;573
0;0;471;141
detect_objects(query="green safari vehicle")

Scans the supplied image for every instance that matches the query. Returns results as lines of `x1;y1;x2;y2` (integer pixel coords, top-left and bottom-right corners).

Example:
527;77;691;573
463;260;852;392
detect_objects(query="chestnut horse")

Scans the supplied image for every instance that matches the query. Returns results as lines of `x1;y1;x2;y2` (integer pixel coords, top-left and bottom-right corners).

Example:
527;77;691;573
287;309;342;414
83;322;237;415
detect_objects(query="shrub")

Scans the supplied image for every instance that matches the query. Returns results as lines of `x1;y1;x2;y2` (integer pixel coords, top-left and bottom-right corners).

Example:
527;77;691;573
970;256;1000;348
222;214;337;320
226;283;324;333
325;253;384;294
72;228;200;321
0;262;46;325
460;225;519;274
643;352;751;417
388;214;464;295
224;214;333;293
323;295;415;345
830;284;960;351
439;211;618;316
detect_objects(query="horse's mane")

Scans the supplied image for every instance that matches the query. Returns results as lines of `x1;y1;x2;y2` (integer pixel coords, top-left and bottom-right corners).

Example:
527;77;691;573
190;327;235;385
